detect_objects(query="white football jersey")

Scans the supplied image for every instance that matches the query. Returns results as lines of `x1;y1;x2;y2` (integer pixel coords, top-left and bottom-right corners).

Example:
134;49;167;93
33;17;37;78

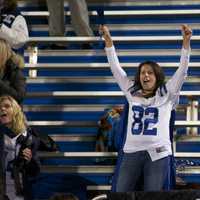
0;12;28;49
105;46;190;161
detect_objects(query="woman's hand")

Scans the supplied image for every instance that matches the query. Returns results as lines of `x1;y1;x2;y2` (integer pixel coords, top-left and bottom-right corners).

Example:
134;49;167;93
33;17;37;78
22;148;32;162
182;24;192;49
99;25;113;47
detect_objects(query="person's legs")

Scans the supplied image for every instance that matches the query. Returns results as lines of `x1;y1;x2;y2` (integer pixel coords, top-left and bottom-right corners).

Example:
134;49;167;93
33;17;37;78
68;0;94;37
143;155;169;191
46;0;65;36
115;151;145;192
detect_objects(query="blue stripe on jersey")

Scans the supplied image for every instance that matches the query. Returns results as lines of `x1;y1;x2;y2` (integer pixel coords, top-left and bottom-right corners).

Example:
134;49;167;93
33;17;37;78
159;84;168;97
163;84;168;94
159;86;163;96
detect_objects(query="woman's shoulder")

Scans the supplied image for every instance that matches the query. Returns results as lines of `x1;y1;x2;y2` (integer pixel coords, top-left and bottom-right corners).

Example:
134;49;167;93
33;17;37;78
5;59;20;72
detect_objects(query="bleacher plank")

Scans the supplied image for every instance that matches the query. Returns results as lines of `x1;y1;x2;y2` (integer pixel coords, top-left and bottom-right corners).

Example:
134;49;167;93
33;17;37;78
21;9;200;17
177;166;200;174
41;165;115;173
49;134;96;142
27;120;200;127
175;121;200;127
175;152;200;158
27;35;200;44
28;121;96;126
39;151;200;159
24;49;200;57
40;161;200;175
26;76;200;84
17;0;200;6
26;91;200;98
25;62;200;70
29;23;200;32
39;152;117;158
23;104;116;112
176;135;200;142
87;185;111;191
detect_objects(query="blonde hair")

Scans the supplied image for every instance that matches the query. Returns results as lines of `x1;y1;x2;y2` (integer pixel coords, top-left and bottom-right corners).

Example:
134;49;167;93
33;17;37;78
0;39;24;74
0;95;27;135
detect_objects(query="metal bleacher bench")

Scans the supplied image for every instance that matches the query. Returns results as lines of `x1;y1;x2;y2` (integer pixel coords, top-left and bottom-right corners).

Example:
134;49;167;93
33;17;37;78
21;9;200;17
27;35;200;44
25;90;200;98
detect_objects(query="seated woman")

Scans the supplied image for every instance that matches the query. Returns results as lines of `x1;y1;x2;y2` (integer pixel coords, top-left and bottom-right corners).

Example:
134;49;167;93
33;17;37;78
0;95;40;200
0;39;26;104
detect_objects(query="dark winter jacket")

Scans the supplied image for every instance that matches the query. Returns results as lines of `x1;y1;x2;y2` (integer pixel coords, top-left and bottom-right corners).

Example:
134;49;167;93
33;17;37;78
0;58;26;104
3;126;40;200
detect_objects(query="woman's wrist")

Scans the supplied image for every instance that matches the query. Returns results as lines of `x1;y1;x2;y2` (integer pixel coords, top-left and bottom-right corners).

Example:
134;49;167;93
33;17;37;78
105;39;113;48
182;38;190;49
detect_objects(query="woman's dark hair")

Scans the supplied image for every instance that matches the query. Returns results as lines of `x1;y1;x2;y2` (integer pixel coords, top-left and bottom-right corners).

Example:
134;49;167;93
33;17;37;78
132;61;165;94
2;0;17;13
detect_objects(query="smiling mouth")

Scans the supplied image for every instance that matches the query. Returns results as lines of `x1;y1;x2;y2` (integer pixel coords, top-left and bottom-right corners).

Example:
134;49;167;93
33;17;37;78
143;80;150;84
0;113;7;117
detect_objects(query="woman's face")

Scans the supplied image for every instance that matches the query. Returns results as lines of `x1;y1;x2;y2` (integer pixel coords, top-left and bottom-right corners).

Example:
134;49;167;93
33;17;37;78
140;64;156;93
0;98;13;127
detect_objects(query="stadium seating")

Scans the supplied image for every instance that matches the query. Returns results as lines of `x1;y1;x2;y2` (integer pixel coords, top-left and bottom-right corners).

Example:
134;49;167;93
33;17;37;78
17;0;200;199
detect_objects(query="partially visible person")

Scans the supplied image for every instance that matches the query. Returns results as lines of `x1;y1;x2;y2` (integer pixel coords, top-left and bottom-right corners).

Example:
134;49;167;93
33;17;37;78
68;0;94;38
0;38;26;104
0;95;40;200
96;106;123;152
0;0;29;50
49;193;79;200
46;0;94;48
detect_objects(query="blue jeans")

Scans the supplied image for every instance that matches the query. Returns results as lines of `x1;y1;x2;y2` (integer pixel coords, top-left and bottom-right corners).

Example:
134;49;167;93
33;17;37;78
115;151;169;192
